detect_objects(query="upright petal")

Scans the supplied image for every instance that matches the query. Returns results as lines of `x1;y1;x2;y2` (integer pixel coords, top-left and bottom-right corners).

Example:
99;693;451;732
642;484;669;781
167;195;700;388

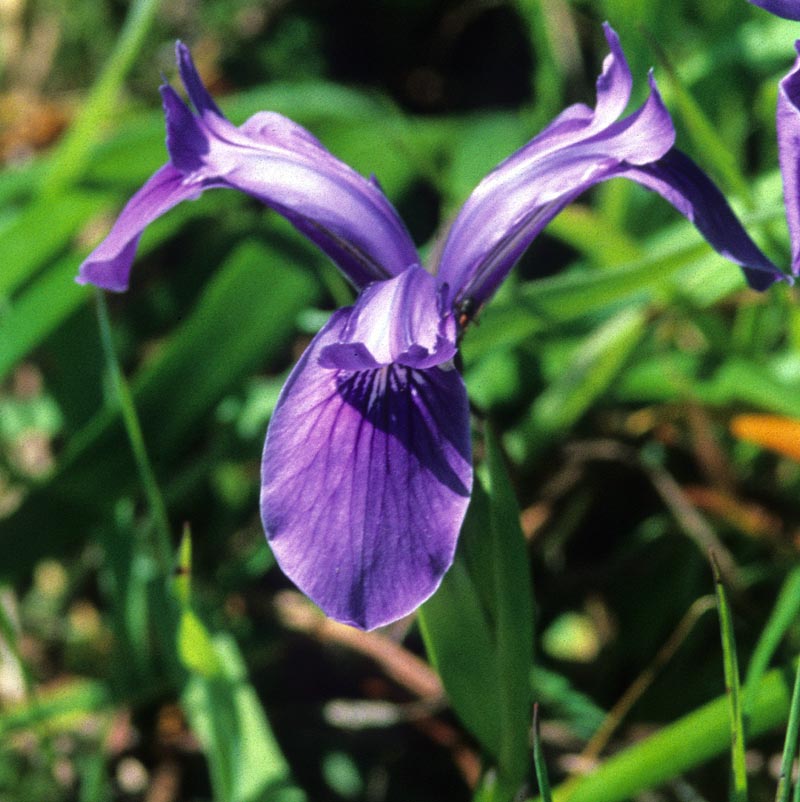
261;310;472;630
778;42;800;275
78;43;418;292
436;75;675;306
622;149;787;290
747;0;800;20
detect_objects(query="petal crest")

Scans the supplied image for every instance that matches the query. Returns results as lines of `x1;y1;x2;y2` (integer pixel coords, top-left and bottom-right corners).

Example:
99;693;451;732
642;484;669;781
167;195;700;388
319;265;457;371
261;310;472;630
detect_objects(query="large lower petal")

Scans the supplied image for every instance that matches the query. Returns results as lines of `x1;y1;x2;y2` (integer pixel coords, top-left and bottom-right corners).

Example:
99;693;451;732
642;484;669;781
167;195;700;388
261;310;472;630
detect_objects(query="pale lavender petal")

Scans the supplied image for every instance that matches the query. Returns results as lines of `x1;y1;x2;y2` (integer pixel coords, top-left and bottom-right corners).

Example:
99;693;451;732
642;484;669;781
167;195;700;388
319;265;457;371
261;310;472;630
436;75;675;306
76;164;203;291
622;149;787;290
78;44;418;292
747;0;800;19
779;42;800;275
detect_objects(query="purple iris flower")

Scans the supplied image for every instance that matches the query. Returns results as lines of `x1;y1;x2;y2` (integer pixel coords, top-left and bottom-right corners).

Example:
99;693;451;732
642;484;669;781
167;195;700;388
78;26;786;629
779;46;800;276
748;0;800;20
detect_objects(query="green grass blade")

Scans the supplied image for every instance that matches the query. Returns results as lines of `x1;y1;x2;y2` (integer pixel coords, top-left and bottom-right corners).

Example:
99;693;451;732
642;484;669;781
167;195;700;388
529;661;794;802
526;306;646;448
95;290;173;573
744;565;800;722
40;0;162;195
533;703;553;802
776;660;800;802
485;427;535;791
711;553;748;802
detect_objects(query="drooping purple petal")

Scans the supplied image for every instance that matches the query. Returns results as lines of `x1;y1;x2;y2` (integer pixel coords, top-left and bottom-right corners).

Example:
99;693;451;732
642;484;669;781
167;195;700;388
78;43;418;292
76;164;203;291
747;0;800;20
436;71;676;306
621;149;787;290
779;42;800;275
319;265;457;371
261;309;472;630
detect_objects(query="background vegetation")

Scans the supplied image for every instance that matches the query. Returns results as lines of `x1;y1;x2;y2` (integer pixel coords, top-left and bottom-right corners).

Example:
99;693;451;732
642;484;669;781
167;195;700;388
1;0;800;800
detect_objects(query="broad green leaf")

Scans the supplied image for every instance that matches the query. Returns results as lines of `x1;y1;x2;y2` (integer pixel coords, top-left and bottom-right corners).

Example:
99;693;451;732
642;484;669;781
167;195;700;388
483;428;534;790
0;254;91;382
419;482;503;755
546;205;643;267
0;191;108;297
421;434;534;794
182;634;301;802
178;609;222;678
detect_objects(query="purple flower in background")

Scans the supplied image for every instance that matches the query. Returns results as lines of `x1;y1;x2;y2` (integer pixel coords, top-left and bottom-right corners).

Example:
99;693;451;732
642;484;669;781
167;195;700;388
748;0;800;20
79;26;786;629
778;43;800;273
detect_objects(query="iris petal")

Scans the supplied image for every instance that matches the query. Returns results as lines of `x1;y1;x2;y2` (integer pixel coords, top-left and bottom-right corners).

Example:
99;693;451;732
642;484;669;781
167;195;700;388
78;44;417;292
261;310;472;630
622;149;787;290
437;68;675;306
76;164;203;291
747;0;800;20
320;265;457;370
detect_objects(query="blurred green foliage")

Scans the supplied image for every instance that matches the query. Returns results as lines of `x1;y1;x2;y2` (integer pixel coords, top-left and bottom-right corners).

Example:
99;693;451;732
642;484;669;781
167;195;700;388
2;0;800;801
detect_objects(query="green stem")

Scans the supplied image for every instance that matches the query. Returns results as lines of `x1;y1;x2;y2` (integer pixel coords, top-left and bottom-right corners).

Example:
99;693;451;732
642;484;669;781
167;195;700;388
744;565;800;722
711;554;748;802
533;703;553;802
40;0;162;195
776;660;800;802
94;289;173;572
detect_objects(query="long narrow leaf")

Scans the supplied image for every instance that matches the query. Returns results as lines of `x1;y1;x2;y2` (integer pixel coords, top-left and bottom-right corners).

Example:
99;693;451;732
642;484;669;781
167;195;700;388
711;553;747;802
776;661;800;802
